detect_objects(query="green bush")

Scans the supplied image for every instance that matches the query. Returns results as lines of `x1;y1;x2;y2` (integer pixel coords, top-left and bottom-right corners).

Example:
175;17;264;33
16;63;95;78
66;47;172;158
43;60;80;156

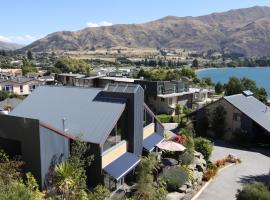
0;91;8;101
178;151;194;165
161;167;188;191
236;182;270;200
157;114;173;123
194;137;213;161
207;161;218;170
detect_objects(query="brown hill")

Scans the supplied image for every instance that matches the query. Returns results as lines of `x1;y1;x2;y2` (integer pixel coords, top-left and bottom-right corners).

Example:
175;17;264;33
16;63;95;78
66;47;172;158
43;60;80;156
22;6;270;56
0;41;23;50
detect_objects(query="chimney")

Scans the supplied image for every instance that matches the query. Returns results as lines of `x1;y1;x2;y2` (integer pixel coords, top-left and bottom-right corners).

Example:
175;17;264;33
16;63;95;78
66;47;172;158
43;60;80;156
62;118;68;132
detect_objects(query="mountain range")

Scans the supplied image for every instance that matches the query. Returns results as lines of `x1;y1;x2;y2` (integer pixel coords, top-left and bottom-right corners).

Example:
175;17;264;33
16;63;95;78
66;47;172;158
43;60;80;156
0;41;23;51
22;6;270;56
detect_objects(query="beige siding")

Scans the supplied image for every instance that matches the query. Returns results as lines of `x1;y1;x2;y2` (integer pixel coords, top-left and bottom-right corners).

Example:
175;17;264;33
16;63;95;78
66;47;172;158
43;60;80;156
206;98;242;140
143;123;155;139
102;141;127;168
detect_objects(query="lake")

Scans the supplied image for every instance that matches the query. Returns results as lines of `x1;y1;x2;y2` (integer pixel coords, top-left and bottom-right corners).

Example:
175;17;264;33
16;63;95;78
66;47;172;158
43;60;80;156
196;67;270;96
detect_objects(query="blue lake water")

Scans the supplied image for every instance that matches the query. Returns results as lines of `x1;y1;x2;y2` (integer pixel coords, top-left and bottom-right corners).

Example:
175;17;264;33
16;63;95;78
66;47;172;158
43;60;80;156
196;67;270;96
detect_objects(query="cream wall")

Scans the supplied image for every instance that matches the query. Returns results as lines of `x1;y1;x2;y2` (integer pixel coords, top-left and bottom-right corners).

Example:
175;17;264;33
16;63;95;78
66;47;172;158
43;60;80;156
101;141;127;168
0;80;42;95
143;123;155;139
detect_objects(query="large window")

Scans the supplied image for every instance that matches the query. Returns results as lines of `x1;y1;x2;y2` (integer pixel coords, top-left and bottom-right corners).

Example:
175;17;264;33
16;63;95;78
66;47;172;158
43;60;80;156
103;124;123;152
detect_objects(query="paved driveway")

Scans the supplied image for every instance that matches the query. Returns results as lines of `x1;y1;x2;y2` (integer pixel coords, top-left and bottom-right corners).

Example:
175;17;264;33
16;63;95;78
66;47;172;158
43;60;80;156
197;141;270;200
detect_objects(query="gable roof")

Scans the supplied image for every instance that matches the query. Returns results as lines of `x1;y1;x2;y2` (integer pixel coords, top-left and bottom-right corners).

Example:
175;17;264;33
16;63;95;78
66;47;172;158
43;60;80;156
224;93;270;132
10;86;126;144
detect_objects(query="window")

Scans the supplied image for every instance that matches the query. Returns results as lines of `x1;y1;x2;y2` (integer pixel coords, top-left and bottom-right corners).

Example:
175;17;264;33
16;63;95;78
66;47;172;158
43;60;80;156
158;85;164;94
103;118;124;152
20;85;23;93
29;84;39;92
168;98;172;105
3;85;13;93
233;113;241;121
161;98;165;102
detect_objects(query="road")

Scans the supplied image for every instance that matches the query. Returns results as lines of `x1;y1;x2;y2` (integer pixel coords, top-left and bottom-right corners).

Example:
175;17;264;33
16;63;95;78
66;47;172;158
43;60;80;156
197;141;270;200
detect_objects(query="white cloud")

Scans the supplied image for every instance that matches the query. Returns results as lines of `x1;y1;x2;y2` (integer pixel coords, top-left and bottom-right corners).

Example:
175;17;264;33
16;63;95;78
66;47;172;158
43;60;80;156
0;34;39;45
86;21;113;28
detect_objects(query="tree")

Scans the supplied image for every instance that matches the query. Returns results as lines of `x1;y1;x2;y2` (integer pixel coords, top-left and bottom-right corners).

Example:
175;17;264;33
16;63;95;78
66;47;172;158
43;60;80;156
215;82;224;94
27;50;33;60
135;153;161;200
225;77;243;96
55;58;92;74
175;104;181;123
225;77;268;103
202;77;212;86
211;106;227;138
0;91;8;101
192;59;199;68
48;139;93;199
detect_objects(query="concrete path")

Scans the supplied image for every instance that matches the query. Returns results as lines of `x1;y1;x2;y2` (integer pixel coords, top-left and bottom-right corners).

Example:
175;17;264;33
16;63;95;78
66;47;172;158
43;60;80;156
197;141;270;200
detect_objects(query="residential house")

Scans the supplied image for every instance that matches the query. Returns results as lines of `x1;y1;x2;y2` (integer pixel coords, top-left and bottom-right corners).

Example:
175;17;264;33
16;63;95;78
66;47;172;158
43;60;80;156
134;80;210;115
0;85;164;191
55;73;138;88
0;77;44;95
191;91;270;143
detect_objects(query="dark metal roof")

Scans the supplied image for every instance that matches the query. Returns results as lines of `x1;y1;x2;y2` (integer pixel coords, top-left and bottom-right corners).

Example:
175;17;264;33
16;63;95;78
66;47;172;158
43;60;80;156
104;83;140;94
224;94;270;132
143;133;164;152
103;152;140;180
10;86;126;144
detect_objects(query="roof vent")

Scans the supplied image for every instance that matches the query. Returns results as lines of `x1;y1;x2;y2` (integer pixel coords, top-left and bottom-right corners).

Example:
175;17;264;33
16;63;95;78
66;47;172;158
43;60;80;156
242;90;253;97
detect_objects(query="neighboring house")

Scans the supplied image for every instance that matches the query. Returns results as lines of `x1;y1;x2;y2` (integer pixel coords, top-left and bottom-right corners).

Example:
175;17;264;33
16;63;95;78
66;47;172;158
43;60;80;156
0;85;164;191
0;68;23;77
0;77;44;95
134;80;210;115
55;73;138;88
191;91;270;143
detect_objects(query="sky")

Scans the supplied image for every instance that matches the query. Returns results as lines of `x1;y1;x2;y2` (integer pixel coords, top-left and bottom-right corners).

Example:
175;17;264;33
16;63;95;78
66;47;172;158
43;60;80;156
1;0;270;45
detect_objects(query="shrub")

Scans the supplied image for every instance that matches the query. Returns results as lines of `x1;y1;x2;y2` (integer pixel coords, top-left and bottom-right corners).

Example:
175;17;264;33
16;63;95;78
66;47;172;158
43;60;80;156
179;165;194;182
181;129;195;154
157;114;172;123
216;159;226;168
207;161;217;170
194;137;213;161
236;182;270;200
202;168;217;181
89;185;110;200
161;167;188;191
178;151;194;165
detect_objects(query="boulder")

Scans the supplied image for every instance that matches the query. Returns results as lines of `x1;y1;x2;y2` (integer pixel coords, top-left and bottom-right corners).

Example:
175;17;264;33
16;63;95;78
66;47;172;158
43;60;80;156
184;180;193;188
178;184;188;193
166;192;185;200
193;171;203;183
195;157;206;172
194;151;204;159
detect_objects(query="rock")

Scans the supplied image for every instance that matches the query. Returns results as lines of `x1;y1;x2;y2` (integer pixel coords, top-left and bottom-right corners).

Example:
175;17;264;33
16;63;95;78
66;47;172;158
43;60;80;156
195;158;207;172
185;180;193;188
194;151;204;159
188;163;196;170
166;192;185;200
193;171;203;182
178;185;188;193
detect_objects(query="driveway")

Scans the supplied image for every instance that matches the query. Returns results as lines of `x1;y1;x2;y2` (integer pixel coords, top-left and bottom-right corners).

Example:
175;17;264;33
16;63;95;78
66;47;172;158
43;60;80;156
197;141;270;200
